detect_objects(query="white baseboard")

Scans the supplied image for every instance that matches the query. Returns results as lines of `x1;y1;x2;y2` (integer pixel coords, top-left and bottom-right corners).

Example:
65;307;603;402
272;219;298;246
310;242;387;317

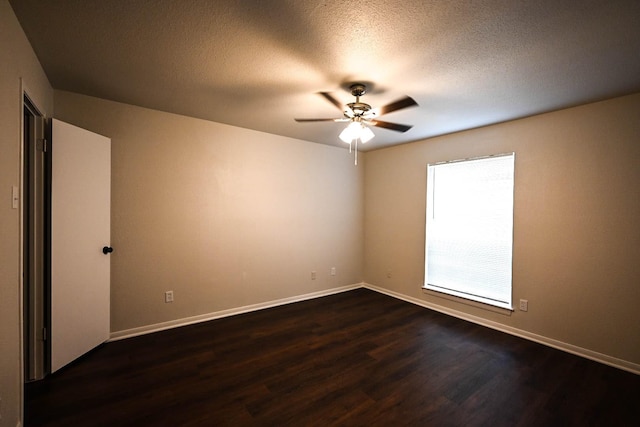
363;283;640;375
109;284;363;342
109;282;638;375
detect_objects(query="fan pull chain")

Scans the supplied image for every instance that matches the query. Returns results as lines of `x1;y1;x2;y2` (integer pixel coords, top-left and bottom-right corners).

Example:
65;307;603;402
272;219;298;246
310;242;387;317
355;138;359;165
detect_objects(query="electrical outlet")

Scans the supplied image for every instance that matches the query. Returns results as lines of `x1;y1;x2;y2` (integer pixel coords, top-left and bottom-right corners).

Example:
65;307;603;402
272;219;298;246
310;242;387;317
165;291;174;303
311;271;316;280
330;267;336;276
519;299;528;312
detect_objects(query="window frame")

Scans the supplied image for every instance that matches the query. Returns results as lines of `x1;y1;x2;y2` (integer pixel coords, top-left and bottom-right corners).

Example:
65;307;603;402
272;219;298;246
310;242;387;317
423;153;515;310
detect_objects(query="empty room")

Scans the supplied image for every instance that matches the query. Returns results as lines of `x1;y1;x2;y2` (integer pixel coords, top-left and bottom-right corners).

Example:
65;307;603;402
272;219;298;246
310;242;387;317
2;1;639;426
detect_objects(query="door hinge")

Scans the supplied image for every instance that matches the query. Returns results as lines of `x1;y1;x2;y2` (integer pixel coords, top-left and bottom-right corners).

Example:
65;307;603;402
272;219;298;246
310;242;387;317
37;138;48;152
42;327;47;341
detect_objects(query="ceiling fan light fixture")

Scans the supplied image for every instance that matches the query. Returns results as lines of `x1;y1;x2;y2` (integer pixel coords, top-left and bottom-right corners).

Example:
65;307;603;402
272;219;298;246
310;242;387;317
339;121;375;144
360;125;374;143
339;121;363;143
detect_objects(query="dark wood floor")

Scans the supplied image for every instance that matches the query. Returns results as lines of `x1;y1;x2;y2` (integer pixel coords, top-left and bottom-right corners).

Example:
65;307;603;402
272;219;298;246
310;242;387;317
26;289;639;426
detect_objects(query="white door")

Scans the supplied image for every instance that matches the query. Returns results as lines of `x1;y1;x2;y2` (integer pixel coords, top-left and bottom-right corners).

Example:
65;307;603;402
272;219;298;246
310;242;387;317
51;119;111;373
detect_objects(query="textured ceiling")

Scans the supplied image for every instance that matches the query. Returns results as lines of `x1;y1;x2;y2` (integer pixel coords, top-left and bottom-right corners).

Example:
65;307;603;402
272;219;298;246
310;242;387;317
10;0;640;151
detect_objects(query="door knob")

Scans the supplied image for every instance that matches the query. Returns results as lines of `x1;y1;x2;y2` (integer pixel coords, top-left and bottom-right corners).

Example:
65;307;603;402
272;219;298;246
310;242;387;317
102;246;113;254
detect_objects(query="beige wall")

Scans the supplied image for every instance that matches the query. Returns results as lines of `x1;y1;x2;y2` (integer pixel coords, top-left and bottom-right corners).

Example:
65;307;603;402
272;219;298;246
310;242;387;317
54;90;364;333
0;1;54;425
364;93;640;366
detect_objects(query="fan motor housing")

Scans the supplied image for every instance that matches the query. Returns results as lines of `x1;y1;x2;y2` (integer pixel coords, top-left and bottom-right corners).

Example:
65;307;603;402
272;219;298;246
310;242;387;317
346;102;373;117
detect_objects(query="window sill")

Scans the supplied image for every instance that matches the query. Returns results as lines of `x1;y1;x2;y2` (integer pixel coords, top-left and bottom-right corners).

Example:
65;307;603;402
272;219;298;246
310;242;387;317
422;287;513;316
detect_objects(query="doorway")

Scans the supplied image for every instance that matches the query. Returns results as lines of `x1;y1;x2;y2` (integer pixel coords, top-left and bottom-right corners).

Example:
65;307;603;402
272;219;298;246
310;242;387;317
22;110;112;381
23;94;50;381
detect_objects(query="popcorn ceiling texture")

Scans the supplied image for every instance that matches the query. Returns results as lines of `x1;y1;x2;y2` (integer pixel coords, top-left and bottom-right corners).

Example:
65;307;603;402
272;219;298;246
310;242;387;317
10;0;640;150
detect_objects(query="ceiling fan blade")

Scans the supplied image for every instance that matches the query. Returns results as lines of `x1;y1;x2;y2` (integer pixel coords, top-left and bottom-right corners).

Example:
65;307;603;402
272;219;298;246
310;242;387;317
377;96;418;116
369;120;413;133
294;118;348;122
318;92;345;111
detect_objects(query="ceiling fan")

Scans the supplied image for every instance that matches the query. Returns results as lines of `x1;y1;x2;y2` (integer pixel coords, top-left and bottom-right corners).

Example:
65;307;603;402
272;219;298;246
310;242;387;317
294;83;418;165
295;83;418;164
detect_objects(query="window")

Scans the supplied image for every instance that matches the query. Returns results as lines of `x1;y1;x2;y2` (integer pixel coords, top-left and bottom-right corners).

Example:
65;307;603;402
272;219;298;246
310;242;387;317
424;153;515;309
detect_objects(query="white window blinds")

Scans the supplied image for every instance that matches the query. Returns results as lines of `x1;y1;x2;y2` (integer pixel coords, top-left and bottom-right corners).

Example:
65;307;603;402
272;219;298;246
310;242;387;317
424;153;515;309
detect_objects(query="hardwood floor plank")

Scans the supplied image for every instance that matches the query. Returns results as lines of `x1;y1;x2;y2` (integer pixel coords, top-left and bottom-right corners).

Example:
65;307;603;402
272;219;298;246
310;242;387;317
25;289;640;426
